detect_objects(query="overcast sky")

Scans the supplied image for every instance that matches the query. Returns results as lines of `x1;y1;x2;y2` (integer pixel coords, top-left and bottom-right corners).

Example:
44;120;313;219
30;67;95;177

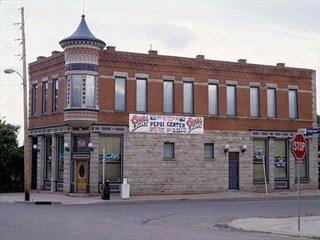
1;0;319;144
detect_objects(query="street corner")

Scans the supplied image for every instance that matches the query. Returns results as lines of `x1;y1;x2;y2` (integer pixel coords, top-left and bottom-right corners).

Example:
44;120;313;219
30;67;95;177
228;216;320;238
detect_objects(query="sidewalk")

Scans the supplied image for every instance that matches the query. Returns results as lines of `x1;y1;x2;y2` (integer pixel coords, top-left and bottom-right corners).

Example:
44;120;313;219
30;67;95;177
1;189;319;238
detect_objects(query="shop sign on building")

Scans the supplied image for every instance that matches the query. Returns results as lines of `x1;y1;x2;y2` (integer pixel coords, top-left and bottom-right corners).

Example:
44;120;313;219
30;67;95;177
129;114;204;134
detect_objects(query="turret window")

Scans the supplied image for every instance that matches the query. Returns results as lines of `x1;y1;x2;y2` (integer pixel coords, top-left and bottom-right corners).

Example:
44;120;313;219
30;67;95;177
67;74;97;109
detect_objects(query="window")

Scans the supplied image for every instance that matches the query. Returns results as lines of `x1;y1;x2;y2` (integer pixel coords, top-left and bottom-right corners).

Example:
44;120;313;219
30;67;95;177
163;80;174;113
70;75;96;108
136;78;147;112
250;87;259;117
115;77;126;111
204;143;214;159
42;81;48;113
32;84;37;116
183;82;193;114
45;137;52;180
99;136;122;182
52;78;58;112
289;89;298;119
208;84;218;115
71;75;82;107
274;140;288;179
253;140;268;182
267;88;276;118
85;75;96;108
57;136;64;180
164;142;174;159
227;85;236;116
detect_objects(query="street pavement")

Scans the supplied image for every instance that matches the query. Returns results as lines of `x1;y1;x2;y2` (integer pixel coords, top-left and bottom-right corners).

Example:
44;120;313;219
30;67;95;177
1;189;319;238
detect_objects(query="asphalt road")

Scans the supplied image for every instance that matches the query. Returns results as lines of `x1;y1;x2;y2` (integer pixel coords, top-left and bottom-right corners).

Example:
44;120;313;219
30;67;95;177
1;198;319;240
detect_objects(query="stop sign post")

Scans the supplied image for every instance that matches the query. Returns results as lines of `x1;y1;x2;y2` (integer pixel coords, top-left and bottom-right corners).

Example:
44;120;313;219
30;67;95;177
291;133;306;164
291;133;307;232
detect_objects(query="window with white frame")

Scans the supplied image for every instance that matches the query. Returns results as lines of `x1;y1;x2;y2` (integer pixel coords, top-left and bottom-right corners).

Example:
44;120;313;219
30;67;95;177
71;75;82;107
183;82;193;114
42;81;48;114
227;85;236;116
69;74;97;109
289;89;298;119
163;80;174;113
208;84;218;115
267;88;276;118
85;75;96;108
250;86;260;117
136;78;147;112
115;77;126;111
32;84;37;116
52;78;59;112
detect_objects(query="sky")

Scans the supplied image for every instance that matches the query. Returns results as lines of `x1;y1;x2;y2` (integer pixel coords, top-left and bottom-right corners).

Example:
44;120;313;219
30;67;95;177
0;0;319;145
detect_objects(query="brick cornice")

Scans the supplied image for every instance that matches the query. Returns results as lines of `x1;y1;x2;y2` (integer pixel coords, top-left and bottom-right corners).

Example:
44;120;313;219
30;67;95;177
29;52;65;74
101;50;314;79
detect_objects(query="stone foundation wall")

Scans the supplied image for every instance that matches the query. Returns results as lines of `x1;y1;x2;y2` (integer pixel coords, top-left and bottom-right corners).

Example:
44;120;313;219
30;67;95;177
123;131;253;194
123;131;318;194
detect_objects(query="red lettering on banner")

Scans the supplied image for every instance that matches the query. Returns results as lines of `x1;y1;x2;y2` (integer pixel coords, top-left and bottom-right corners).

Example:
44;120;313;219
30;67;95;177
131;115;149;131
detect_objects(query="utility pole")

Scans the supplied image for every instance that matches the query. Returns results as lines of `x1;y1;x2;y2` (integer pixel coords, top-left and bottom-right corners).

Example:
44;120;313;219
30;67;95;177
4;7;29;201
21;6;30;201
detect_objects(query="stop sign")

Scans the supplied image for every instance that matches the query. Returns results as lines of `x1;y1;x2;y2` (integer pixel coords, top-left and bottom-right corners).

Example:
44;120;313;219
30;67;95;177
291;133;306;160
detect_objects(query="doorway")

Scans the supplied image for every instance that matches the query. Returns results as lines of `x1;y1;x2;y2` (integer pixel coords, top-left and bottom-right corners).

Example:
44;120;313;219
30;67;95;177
229;152;239;190
76;160;88;193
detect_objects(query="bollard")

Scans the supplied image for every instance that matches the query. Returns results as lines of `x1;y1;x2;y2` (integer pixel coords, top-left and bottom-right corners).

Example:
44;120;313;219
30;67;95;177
101;180;110;200
121;178;130;199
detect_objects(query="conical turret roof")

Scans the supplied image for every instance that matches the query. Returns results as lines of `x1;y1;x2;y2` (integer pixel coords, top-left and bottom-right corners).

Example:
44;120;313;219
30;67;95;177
59;15;106;49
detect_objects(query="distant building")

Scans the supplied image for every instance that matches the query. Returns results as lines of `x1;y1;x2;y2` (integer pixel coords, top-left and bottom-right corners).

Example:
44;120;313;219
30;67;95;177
28;15;318;194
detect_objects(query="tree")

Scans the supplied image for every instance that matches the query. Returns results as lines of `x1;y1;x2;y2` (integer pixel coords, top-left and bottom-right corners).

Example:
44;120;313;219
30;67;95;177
0;119;24;192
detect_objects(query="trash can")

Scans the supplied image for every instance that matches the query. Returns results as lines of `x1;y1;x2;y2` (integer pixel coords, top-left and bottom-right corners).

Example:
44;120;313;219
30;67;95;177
101;180;110;200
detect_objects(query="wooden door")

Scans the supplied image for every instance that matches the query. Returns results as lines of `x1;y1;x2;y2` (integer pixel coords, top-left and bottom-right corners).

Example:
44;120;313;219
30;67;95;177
76;160;88;193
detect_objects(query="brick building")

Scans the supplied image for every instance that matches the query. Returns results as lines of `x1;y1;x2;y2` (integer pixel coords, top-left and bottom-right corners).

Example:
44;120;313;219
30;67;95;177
28;15;318;195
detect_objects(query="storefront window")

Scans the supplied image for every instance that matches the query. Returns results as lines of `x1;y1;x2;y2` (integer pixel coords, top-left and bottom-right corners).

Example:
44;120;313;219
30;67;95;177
99;136;122;182
57;136;64;180
274;140;288;179
253;139;268;182
45;137;52;180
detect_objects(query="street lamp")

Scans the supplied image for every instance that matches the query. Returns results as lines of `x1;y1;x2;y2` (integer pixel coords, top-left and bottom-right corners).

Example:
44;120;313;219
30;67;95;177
4;68;30;201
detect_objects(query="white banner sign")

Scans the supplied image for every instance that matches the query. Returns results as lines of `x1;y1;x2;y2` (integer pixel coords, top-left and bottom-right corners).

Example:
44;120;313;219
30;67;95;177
129;114;204;134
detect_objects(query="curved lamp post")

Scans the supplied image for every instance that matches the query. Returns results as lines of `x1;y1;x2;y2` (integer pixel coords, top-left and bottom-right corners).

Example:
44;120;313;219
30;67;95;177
4;68;30;201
